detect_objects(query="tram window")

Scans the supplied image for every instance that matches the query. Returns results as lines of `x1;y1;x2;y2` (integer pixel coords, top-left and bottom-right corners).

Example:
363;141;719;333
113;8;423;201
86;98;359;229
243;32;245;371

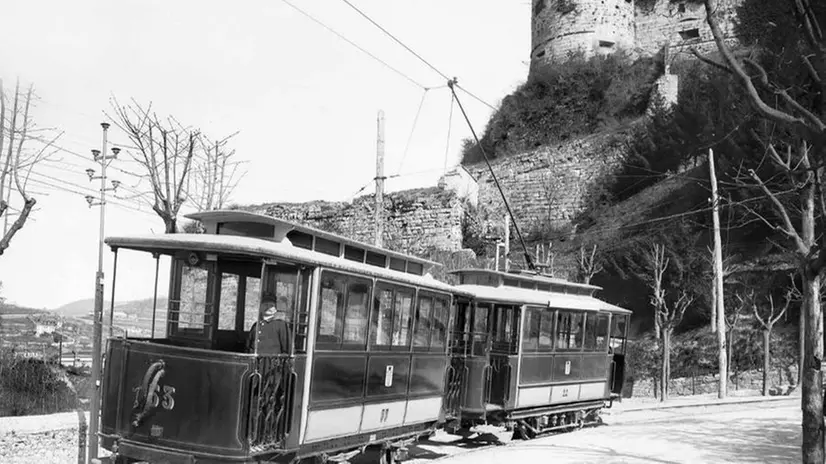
503;278;519;288
610;314;628;354
539;310;554;350
407;262;424;276
389;258;406;272
413;296;433;347
391;290;414;346
522;308;540;351
344;245;365;263
287;230;313;250
218;274;239;330
169;261;212;338
556;311;584;350
431;297;448;349
472;304;490;356
595;314;609;351
584;313;598;351
365;251;386;268
316;237;341;257
316;271;372;350
317;274;346;345
243;277;261;330
342;280;371;345
371;288;394;346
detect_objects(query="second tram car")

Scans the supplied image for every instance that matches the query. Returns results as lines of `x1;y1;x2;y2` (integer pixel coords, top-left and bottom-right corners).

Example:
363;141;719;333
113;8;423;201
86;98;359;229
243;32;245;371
446;269;629;438
95;210;630;464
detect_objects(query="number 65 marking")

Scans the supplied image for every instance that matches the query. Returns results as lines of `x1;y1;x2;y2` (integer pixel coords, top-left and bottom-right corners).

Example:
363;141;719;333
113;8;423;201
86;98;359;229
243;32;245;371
134;384;176;411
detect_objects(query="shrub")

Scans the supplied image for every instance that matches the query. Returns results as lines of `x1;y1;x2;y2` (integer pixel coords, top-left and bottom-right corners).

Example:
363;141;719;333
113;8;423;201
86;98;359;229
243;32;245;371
460;50;664;164
0;349;79;416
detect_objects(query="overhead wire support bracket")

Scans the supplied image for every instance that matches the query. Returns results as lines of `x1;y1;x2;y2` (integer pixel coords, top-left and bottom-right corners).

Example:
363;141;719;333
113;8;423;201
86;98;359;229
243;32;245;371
446;78;536;272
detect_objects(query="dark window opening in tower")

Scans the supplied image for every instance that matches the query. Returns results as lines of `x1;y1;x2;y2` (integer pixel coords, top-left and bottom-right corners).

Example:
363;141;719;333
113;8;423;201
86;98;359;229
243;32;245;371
678;28;700;40
678;3;686;13
536;50;546;58
599;40;615;49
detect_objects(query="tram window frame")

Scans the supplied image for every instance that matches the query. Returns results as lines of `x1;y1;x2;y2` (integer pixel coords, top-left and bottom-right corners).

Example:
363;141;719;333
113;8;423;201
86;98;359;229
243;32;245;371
609;313;629;354
167;258;216;344
369;282;415;351
450;299;472;354
555;310;584;351
595;314;610;352
315;271;373;351
213;260;265;351
584;313;599;351
471;303;490;356
491;304;518;354
521;306;554;352
431;295;449;351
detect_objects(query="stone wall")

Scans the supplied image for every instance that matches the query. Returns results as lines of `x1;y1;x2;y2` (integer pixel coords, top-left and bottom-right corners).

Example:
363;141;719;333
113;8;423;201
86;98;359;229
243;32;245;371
635;0;743;59
530;0;744;77
531;0;636;69
628;366;799;398
242;186;466;256
465;130;628;238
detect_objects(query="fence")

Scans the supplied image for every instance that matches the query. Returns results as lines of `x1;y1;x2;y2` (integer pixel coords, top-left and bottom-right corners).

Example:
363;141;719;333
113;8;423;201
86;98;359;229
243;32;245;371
626;364;799;398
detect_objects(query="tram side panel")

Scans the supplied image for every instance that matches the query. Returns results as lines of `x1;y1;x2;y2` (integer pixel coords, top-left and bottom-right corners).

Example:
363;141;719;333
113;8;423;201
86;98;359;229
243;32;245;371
100;338;255;461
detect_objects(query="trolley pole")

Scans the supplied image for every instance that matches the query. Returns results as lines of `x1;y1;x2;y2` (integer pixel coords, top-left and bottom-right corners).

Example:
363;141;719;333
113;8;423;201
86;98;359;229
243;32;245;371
374;110;385;247
86;122;120;464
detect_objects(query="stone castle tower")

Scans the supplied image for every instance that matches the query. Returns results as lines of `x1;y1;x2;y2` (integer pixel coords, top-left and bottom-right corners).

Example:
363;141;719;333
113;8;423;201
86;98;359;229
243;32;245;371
530;0;744;76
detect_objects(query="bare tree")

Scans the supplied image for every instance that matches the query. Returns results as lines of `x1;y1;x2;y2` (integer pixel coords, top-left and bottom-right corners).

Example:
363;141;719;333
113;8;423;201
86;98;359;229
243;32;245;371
578;244;604;285
753;281;792;396
647;243;693;402
701;1;825;460
0;79;58;256
188;134;245;212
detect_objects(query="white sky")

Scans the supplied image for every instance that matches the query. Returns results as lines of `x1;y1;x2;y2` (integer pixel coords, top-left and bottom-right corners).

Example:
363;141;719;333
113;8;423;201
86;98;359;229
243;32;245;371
0;0;530;309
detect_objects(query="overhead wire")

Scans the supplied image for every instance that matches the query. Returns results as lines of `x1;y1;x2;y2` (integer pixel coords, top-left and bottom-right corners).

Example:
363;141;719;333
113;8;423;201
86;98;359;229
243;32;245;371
279;0;429;90
395;88;430;175
338;0;497;111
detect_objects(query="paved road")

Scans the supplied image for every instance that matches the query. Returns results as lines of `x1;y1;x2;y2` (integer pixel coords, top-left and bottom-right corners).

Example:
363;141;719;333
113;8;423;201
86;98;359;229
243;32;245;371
400;398;800;464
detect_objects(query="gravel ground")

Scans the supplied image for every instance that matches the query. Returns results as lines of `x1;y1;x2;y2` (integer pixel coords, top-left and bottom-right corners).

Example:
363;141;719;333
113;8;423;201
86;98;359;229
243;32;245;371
0;392;799;464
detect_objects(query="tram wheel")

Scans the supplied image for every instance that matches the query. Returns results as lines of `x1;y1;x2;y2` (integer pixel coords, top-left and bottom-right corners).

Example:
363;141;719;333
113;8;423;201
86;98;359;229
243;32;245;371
378;448;396;464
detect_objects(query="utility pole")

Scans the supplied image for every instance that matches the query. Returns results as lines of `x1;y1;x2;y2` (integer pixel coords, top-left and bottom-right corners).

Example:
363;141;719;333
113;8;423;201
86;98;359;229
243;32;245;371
85;122;120;464
504;214;510;272
375;110;385;247
709;148;728;399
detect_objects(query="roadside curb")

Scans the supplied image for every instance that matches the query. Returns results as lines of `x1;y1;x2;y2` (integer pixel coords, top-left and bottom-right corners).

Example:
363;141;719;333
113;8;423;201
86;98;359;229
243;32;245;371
608;393;799;414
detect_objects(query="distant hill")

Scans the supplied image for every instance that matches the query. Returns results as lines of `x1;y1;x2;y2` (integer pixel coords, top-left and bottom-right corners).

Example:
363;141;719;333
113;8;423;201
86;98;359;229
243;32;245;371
0;303;50;315
53;297;168;318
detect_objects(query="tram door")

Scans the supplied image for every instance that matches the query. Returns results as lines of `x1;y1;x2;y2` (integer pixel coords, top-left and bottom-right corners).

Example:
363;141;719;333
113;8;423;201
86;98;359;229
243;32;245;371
444;297;471;418
486;304;519;407
609;314;628;396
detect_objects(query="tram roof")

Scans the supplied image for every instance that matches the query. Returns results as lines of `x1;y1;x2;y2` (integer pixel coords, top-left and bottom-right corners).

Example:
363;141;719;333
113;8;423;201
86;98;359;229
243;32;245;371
455;284;632;314
185;210;441;270
449;268;600;293
104;233;460;295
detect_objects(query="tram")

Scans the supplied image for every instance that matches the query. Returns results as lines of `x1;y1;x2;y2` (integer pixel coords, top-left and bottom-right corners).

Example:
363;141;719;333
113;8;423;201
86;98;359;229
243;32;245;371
95;209;630;464
445;269;629;438
98;210;462;464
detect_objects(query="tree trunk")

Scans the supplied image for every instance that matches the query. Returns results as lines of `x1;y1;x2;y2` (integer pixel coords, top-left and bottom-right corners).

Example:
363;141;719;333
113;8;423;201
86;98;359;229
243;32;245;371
164;216;177;234
801;272;824;464
800;304;805;387
710;274;717;333
660;328;670;402
763;328;771;397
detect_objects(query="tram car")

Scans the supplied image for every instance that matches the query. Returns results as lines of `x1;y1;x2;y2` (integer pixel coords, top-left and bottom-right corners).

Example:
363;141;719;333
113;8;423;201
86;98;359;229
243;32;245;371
444;269;630;439
95;210;630;464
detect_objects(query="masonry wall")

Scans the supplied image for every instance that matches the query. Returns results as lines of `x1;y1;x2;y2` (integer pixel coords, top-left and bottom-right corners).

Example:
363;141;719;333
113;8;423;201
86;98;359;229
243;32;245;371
531;0;636;68
242;187;465;256
466;131;628;238
635;0;744;58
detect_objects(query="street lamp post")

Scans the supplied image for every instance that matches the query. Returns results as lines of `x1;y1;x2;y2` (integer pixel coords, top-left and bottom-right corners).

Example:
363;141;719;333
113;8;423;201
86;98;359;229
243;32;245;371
85;122;119;464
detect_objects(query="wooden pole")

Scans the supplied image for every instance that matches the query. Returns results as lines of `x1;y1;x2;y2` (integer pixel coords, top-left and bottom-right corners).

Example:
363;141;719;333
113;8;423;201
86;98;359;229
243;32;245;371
709;148;728;399
504;214;510;272
375;110;385;247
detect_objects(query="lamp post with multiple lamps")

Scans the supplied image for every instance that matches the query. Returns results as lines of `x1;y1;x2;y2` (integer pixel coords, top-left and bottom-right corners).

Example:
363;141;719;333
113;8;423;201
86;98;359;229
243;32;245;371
85;122;120;464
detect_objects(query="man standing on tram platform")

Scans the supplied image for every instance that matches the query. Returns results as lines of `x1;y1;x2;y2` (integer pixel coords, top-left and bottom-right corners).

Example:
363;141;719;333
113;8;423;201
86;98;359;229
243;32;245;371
247;294;292;355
